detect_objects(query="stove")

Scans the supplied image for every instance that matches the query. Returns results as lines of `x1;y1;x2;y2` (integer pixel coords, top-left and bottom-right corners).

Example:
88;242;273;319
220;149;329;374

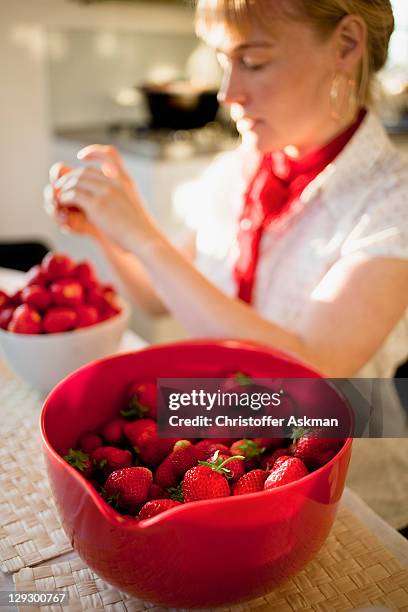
56;121;238;161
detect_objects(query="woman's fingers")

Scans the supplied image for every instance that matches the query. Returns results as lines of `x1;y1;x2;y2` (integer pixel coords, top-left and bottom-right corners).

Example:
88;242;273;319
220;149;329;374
54;166;105;189
49;162;72;184
43;184;57;217
55;170;109;197
58;188;95;213
77;145;129;181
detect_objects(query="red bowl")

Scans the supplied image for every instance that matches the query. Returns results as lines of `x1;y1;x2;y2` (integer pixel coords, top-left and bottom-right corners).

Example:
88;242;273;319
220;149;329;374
41;340;352;609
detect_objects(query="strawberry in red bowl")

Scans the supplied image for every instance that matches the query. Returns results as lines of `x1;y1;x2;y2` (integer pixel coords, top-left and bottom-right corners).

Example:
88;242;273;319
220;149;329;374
41;340;352;608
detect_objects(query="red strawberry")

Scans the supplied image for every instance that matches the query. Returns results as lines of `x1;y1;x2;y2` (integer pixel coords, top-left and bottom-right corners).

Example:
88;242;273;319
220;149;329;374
194;440;231;461
272;456;293;470
8;304;42;334
253;437;286;450
21;285;51;311
98;305;120;322
102;284;119;307
121;381;157;420
136;430;178;468
104;467;152;512
78;432;103;454
73;261;96;287
291;431;342;469
50;279;84;307
230;439;265;458
123;418;156;446
206;438;236;445
261;448;291;471
101;418;126;446
43;307;77;333
169;440;198;476
75;304;99;328
230;439;265;471
26;264;47;287
0;307;15;330
155;455;179;489
264;457;308;490
154;441;198;489
9;290;22;306
0;290;9;309
147;483;170;501
42;253;75;280
222;371;253;394
92;446;132;477
139;499;181;520
208;451;245;483
232;469;268;496
182;454;242;502
86;286;118;318
182;465;229;502
63;448;93;479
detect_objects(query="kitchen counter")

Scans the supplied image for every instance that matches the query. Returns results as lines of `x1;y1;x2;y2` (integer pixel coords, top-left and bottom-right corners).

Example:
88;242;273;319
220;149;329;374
54;123;238;161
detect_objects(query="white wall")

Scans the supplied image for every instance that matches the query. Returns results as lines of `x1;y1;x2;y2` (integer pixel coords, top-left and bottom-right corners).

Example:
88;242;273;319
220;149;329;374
0;0;194;243
47;29;197;129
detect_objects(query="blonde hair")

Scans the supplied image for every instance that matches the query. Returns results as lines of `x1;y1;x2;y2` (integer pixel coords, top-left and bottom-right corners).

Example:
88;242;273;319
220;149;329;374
195;0;394;106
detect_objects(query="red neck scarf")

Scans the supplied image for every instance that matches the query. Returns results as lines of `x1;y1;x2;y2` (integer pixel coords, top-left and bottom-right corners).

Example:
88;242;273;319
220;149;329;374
234;109;367;304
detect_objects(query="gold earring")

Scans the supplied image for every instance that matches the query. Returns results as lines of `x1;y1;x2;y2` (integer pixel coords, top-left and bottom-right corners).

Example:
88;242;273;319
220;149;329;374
330;73;357;122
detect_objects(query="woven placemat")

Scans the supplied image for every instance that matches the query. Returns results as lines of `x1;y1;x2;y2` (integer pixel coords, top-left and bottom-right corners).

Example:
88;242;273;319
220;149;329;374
12;507;408;612
0;362;72;574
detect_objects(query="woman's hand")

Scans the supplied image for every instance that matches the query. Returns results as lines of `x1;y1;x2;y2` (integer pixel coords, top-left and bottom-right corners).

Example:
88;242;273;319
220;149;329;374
49;146;160;254
45;162;104;240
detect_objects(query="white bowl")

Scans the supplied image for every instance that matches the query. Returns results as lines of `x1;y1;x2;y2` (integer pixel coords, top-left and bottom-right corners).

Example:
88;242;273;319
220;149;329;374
0;298;130;394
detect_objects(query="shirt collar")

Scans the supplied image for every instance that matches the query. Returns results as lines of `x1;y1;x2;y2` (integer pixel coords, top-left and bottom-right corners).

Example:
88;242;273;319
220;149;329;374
298;111;394;219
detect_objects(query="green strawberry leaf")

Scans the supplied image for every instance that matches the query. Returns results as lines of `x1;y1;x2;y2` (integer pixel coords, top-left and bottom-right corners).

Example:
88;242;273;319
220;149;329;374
290;427;311;443
63;449;89;472
120;398;148;420
233;372;252;387
235;439;264;458
168;484;184;503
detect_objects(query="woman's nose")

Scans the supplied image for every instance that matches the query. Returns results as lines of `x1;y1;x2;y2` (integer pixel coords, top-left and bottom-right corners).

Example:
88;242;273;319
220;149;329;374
217;66;247;106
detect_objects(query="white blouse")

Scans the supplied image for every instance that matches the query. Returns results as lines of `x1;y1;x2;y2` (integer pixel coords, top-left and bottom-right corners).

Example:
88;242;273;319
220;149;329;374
178;110;408;379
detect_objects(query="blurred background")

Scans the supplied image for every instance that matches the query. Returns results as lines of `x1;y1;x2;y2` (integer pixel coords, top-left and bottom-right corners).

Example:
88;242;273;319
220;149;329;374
1;0;407;343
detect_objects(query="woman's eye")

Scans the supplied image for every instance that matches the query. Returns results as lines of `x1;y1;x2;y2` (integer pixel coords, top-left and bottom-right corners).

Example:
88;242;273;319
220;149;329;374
240;58;267;71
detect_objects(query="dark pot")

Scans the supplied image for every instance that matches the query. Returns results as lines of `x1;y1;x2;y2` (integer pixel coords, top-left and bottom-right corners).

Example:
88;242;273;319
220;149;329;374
140;83;219;130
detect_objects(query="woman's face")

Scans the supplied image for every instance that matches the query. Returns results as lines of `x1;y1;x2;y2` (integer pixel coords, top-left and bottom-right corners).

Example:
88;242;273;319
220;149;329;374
214;17;339;154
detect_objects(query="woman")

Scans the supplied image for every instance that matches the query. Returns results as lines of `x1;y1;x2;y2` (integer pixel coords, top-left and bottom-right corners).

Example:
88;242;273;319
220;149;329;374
45;1;408;524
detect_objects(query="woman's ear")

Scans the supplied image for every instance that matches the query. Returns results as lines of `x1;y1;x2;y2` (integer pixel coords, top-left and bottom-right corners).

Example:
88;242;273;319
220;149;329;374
334;14;366;72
